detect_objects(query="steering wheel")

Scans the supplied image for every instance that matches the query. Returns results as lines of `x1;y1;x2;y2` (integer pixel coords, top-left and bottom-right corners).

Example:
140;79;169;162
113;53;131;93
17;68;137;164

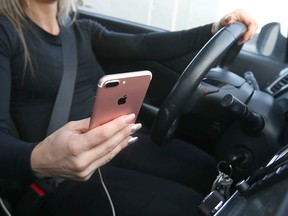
151;22;247;145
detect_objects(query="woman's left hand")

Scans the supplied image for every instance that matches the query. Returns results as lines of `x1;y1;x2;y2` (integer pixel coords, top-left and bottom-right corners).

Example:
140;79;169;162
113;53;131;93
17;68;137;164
212;9;258;44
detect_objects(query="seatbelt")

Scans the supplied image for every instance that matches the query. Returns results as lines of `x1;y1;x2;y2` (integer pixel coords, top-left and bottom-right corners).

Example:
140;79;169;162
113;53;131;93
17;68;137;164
38;23;78;190
46;24;78;136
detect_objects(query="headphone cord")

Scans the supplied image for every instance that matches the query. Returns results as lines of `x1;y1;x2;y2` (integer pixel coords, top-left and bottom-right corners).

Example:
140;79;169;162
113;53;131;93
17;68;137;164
98;167;116;216
0;196;11;216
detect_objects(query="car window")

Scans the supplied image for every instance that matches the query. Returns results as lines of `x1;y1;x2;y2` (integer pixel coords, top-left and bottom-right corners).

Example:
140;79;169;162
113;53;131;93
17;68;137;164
78;0;288;62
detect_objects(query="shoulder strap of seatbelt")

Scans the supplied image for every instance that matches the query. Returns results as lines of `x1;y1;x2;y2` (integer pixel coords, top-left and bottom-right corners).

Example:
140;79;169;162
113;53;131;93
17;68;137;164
46;24;77;136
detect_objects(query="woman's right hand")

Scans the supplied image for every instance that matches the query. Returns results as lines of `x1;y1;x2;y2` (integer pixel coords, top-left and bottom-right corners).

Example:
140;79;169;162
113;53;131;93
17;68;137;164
30;113;141;181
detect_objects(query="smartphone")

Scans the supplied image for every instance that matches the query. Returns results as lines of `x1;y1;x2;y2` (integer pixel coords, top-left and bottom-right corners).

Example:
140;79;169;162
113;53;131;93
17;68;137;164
89;70;152;129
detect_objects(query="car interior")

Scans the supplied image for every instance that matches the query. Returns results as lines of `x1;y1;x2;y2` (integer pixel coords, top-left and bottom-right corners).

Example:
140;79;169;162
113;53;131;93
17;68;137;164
78;7;288;215
1;1;288;215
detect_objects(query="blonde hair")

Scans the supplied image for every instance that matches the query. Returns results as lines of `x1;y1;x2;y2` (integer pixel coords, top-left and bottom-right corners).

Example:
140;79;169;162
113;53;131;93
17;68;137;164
0;0;77;71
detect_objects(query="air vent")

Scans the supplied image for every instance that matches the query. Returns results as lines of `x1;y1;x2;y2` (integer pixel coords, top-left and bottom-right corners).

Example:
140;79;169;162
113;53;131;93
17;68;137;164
266;68;288;96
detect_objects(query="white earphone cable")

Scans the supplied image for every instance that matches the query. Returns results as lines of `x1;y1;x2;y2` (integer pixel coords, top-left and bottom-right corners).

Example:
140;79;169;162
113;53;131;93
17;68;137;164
0;196;12;216
98;168;116;216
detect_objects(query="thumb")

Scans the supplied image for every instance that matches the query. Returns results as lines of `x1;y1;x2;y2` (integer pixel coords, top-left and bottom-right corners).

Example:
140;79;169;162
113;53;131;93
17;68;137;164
63;118;91;134
223;15;234;25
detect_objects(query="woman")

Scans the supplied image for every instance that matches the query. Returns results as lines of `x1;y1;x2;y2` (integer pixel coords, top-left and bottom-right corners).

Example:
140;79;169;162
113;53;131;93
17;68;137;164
0;0;257;215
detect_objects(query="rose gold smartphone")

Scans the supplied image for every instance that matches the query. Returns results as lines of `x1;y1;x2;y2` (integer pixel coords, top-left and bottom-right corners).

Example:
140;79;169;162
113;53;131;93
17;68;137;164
89;70;152;129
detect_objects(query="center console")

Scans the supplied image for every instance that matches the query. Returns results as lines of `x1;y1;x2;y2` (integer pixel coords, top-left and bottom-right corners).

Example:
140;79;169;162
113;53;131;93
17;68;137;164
211;145;288;216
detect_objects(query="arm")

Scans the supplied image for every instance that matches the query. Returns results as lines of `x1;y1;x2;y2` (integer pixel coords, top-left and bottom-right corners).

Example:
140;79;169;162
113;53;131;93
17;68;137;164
0;18;37;180
81;19;213;60
83;9;257;61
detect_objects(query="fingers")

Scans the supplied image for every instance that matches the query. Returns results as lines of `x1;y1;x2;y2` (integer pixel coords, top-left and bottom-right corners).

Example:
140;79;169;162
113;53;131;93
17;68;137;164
60;114;142;180
220;9;258;44
68;135;138;181
75;113;137;151
241;21;258;44
73;122;142;171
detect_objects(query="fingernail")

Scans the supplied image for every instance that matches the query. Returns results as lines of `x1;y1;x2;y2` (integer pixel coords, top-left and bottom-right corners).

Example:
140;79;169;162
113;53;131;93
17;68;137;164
225;15;232;23
238;39;244;45
124;113;136;124
128;136;138;145
131;123;142;134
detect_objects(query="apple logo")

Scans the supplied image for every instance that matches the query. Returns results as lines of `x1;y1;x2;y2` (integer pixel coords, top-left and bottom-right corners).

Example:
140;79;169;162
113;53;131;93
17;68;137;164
118;95;127;105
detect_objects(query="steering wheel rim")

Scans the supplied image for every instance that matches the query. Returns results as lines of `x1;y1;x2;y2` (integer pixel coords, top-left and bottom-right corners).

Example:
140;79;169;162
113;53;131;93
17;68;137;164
151;22;247;145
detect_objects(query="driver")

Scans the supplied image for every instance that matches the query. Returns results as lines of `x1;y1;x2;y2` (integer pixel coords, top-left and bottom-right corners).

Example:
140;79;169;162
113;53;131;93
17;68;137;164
0;0;257;215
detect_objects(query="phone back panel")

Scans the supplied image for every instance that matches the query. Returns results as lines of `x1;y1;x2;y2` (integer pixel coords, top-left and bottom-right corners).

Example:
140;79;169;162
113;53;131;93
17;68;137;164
89;70;152;129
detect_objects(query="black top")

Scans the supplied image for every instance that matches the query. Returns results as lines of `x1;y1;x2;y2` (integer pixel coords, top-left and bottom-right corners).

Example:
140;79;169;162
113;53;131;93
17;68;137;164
0;15;213;180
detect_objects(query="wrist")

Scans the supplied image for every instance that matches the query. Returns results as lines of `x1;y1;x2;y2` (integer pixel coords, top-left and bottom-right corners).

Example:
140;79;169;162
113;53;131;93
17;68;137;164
31;141;49;179
211;21;221;34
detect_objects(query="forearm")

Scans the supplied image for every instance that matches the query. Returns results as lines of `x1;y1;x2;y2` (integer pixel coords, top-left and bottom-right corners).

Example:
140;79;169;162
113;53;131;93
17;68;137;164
94;23;214;60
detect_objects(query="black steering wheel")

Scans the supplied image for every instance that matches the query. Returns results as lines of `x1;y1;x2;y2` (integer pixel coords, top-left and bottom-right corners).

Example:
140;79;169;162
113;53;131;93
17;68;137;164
151;22;247;145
